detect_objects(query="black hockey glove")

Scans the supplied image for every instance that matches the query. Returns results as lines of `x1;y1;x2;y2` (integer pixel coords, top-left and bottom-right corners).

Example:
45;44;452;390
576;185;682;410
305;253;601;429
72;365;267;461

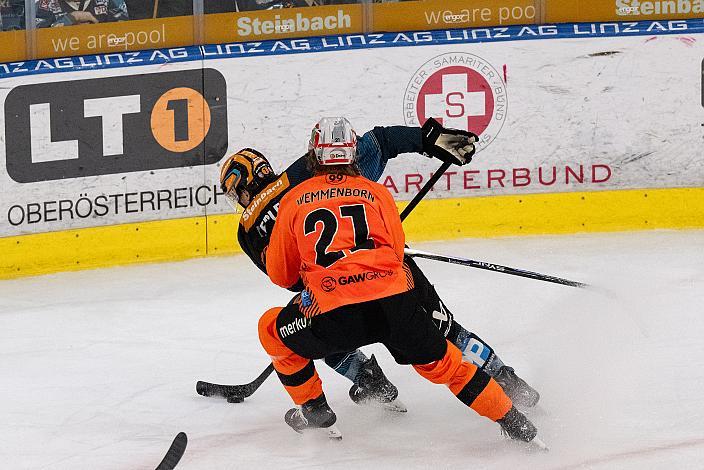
421;117;478;166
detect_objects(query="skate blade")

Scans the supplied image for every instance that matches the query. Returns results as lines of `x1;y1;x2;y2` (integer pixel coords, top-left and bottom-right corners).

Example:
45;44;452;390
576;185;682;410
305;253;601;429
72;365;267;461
324;424;342;440
530;436;549;452
359;398;408;413
380;398;407;413
295;424;343;440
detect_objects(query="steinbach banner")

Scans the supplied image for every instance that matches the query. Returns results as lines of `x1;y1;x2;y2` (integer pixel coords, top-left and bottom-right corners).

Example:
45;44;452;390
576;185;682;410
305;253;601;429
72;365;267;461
204;4;364;44
546;0;704;23
1;20;703;238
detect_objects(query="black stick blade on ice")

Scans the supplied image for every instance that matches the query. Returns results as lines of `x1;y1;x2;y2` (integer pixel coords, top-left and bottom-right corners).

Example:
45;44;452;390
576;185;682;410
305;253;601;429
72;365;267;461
155;432;187;470
196;363;275;403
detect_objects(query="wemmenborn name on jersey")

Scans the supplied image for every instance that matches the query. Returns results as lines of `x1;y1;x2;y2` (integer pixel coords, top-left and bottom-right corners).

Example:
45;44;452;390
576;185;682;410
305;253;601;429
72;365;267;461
296;187;376;205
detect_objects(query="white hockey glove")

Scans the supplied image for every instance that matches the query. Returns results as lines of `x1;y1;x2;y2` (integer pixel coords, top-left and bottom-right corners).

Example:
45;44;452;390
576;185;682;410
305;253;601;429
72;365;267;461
421;117;478;166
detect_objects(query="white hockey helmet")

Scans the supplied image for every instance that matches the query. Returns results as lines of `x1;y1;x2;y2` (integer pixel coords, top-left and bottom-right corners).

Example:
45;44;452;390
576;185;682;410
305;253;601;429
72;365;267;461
308;117;358;165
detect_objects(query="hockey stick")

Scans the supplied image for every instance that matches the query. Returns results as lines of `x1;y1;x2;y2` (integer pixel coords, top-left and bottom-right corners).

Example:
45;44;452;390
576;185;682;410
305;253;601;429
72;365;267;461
404;248;588;288
196;161;452;403
399;161;452;221
155;432;187;470
196;364;275;402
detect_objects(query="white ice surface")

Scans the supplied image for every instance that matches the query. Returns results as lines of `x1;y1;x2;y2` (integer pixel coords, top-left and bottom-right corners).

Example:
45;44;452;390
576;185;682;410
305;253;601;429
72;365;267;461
2;231;703;469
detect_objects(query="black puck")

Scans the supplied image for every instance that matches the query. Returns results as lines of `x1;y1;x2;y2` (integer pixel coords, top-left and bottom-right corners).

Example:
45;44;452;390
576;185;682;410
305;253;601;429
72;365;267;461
226;395;245;403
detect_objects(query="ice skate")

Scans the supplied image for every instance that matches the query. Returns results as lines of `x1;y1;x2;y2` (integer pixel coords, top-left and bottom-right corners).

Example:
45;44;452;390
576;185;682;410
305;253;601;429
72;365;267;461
494;366;540;408
285;394;342;440
349;355;407;412
497;406;548;450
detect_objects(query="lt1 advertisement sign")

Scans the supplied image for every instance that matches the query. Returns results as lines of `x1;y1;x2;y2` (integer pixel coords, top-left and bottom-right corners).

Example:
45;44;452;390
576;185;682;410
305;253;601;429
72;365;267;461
4;68;228;183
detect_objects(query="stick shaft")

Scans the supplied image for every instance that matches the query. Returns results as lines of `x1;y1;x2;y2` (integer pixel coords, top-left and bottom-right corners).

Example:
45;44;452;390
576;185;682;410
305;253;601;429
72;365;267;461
400;161;451;222
404;248;588;288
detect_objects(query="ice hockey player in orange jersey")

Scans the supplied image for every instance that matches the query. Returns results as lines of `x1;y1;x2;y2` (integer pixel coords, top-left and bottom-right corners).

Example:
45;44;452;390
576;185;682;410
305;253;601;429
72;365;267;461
258;117;545;447
267;168;410;316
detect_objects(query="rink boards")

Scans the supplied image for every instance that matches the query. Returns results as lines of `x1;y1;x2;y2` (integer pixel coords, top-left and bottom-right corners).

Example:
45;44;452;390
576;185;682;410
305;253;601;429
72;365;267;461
1;20;703;278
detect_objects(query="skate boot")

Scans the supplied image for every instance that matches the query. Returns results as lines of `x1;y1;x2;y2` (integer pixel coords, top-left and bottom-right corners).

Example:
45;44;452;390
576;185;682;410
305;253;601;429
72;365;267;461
494;366;540;408
349;355;407;412
285;394;342;440
497;406;548;450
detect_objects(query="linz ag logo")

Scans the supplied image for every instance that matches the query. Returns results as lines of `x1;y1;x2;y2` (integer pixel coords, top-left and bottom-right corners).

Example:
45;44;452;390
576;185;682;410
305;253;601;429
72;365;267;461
4;69;228;183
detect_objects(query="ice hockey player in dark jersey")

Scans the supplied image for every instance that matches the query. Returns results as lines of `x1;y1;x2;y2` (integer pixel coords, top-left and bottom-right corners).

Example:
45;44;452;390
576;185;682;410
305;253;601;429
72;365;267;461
219;118;539;411
257;116;545;446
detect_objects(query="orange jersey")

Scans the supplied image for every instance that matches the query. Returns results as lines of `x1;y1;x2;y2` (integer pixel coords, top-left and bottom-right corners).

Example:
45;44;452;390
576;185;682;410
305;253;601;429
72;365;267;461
266;173;412;314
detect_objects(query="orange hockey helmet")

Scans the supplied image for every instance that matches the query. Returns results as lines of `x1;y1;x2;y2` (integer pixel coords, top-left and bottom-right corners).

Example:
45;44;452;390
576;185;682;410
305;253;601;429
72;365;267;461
219;148;276;209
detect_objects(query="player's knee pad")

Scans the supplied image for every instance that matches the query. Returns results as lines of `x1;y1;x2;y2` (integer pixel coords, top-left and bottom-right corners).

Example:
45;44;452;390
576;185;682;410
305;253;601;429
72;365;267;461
258;306;284;355
412;340;464;385
259;307;320;402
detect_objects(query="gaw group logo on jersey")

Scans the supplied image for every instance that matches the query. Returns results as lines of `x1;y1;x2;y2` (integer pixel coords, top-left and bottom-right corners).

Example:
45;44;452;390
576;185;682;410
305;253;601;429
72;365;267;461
403;52;507;151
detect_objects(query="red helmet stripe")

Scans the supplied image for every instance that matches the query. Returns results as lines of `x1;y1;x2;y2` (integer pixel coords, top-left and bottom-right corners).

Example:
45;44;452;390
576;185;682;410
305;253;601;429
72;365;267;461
315;143;356;149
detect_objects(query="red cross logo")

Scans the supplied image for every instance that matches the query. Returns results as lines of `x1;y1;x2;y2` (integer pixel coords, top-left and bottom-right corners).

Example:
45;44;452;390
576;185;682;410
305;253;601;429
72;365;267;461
417;66;495;136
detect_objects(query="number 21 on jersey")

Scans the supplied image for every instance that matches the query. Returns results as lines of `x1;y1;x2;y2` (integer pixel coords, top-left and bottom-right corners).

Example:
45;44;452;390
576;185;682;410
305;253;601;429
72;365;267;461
304;204;374;268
